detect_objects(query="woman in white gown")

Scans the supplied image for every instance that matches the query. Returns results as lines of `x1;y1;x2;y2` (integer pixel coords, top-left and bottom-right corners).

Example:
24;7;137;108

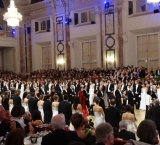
52;95;59;117
140;84;148;110
89;81;95;106
22;92;29;112
9;97;13;113
20;82;25;99
93;97;105;128
37;95;44;122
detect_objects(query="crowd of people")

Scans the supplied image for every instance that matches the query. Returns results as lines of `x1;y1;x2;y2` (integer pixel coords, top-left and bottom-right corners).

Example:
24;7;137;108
0;66;160;145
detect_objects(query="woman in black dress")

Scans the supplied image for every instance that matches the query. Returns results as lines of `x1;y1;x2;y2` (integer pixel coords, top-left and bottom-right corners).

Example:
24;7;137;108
2;91;9;112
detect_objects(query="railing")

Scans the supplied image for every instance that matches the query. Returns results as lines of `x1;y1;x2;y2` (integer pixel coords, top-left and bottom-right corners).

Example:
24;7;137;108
136;0;159;13
0;30;15;38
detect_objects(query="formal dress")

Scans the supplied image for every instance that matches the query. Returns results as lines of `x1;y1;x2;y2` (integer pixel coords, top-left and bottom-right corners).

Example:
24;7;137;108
9;103;13;113
157;89;160;101
43;100;52;124
140;89;147;110
20;84;24;99
89;86;94;105
38;105;44;122
52;106;58;117
22;103;28;112
94;112;105;128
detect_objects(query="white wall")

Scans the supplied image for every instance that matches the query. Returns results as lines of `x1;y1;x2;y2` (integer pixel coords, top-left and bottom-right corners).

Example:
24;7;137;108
33;44;42;70
4;48;13;71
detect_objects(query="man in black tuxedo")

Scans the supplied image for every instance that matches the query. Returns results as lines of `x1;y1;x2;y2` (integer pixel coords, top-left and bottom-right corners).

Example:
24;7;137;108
151;86;158;100
155;67;160;76
97;85;105;111
39;84;45;95
13;90;21;107
118;120;136;140
133;80;142;109
28;92;38;116
41;114;79;145
115;84;122;110
105;99;121;129
68;85;76;104
127;85;136;109
106;80;114;97
150;99;160;137
83;85;89;109
95;79;100;90
75;80;80;95
58;94;72;125
43;95;52;123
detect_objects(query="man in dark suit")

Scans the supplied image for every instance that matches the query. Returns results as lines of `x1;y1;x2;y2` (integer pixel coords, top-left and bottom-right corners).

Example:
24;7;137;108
155;67;160;76
97;85;105;111
115;84;122;110
133;80;142;109
41;114;79;145
118;120;136;140
105;99;121;129
127;85;136;108
75;80;80;95
58;94;72;125
106;80;114;97
151;86;158;100
39;84;45;95
13;90;21;106
28;92;38;116
83;85;89;109
43;95;52;123
150;99;160;137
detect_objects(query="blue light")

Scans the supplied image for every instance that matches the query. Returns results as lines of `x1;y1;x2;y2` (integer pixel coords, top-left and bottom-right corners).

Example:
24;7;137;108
104;1;110;9
158;2;160;7
65;18;71;25
104;1;107;4
11;29;15;36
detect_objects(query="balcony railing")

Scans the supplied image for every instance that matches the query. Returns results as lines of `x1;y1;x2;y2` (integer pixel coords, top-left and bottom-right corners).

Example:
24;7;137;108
0;30;15;38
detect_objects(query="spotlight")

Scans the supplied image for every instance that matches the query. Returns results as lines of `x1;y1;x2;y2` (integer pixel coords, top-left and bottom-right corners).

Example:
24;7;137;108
65;18;71;25
158;2;160;8
104;1;110;9
11;29;15;36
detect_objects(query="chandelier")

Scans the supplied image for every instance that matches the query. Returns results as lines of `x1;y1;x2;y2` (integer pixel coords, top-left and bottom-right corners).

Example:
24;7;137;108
3;0;22;28
147;0;159;6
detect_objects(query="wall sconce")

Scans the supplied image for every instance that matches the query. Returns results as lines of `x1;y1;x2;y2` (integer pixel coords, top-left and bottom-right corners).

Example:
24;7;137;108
106;50;115;68
57;53;65;70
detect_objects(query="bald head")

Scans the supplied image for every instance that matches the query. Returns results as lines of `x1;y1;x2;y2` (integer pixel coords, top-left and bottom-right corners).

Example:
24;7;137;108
51;114;66;130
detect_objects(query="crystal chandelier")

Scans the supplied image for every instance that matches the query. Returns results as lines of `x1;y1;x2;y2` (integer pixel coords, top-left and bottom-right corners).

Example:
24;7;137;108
147;0;159;5
3;0;22;28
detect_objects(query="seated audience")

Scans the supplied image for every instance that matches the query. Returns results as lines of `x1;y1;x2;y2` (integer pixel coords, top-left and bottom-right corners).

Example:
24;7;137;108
118;120;136;140
0;105;9;136
10;105;34;134
5;128;26;145
92;123;114;145
41;114;80;145
125;120;157;145
68;141;85;145
71;113;95;145
31;110;43;126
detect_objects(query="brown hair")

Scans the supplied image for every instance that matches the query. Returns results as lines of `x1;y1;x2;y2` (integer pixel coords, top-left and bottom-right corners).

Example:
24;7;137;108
15;89;21;96
39;95;44;100
70;113;84;129
11;105;25;117
137;120;157;143
53;95;59;101
5;128;26;145
124;105;132;112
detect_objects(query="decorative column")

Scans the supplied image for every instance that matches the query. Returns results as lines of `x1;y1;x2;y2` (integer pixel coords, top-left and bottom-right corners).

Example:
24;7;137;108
13;47;16;72
65;18;71;70
100;14;104;68
117;0;123;67
19;27;25;73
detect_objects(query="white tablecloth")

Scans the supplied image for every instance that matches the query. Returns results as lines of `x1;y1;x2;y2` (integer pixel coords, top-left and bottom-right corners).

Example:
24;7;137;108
24;136;42;145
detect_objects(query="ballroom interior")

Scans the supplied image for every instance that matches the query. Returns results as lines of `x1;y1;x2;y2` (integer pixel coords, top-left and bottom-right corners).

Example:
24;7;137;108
0;0;160;73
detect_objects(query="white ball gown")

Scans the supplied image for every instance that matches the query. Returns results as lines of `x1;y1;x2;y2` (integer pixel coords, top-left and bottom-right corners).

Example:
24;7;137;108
89;86;94;105
52;106;58;117
22;103;29;112
157;89;160;101
140;89;147;110
9;104;13;113
38;105;44;122
94;112;105;128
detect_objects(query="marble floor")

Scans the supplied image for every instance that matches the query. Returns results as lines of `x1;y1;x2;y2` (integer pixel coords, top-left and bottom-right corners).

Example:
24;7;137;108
135;109;146;126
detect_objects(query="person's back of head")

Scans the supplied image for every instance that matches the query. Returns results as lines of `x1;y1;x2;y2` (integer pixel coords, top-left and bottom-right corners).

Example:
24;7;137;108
153;99;159;106
95;123;114;145
110;99;116;106
5;128;26;145
119;120;127;130
51;114;66;131
137;120;157;144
